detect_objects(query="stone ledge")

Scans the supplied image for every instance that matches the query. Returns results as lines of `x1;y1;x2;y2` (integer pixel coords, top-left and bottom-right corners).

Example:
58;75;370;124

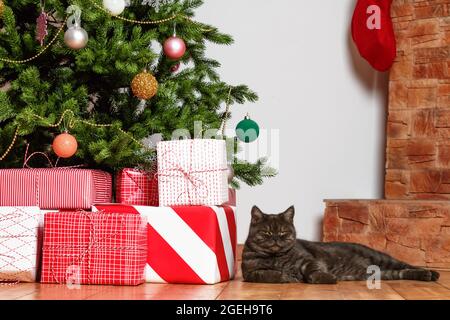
323;199;450;269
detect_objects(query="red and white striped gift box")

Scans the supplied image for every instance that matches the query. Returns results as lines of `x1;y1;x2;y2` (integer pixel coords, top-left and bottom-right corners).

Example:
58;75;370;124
116;168;159;206
40;211;147;286
0;169;112;209
93;204;237;285
0;207;40;283
157;139;229;206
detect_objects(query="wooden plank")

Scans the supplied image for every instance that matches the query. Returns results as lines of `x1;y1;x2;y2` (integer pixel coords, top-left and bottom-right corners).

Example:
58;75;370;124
338;281;404;300
436;271;450;290
389;280;450;300
87;283;228;300
83;284;156;300
217;279;284;300
144;283;228;300
280;283;342;300
0;284;40;300
17;284;104;300
3;270;450;300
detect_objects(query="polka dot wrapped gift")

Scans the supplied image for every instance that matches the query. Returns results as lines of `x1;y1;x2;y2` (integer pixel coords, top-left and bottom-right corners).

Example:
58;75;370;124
156;139;229;206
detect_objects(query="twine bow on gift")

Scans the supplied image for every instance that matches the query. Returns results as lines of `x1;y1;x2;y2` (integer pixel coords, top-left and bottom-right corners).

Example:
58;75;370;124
156;140;228;205
22;143;85;169
48;211;129;285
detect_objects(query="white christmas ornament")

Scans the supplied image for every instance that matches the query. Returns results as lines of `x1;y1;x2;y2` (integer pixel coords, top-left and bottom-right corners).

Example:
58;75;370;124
64;5;88;50
142;0;172;13
103;0;126;16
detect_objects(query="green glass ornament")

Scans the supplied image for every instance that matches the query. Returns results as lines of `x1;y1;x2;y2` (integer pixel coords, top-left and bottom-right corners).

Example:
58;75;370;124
235;114;260;143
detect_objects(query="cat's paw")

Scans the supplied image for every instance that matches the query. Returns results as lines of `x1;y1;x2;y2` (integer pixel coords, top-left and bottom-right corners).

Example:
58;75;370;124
280;273;300;283
430;270;440;281
308;272;337;284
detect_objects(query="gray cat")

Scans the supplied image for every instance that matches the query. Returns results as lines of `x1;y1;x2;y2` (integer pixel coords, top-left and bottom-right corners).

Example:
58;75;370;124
242;206;440;284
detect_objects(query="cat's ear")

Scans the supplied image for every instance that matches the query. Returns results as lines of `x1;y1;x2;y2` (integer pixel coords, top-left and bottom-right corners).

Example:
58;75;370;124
282;206;295;223
251;206;264;224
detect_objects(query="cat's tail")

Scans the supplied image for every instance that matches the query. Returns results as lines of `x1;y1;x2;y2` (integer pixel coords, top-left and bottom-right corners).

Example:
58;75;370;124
381;269;440;281
361;245;440;281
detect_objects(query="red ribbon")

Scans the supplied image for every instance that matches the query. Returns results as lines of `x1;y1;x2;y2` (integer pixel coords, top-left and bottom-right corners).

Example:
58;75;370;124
22;143;85;169
157;140;227;205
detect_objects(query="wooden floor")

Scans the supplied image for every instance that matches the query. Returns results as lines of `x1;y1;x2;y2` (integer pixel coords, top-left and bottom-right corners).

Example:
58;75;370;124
3;269;450;300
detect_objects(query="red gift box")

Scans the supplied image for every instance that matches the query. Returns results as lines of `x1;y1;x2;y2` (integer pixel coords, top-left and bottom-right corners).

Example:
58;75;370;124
116;168;158;206
0;169;112;209
40;211;147;286
94;204;237;285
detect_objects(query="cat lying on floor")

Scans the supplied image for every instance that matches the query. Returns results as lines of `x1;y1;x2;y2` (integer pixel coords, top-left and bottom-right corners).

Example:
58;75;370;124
242;206;440;284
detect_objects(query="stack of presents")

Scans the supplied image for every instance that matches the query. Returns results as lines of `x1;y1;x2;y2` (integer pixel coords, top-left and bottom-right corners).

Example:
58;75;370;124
0;139;237;286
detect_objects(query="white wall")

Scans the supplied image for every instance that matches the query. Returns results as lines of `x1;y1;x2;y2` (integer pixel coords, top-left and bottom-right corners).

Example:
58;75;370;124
196;0;388;243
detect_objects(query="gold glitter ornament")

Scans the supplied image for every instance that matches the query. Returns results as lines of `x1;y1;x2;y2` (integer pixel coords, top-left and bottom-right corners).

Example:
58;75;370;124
0;0;4;17
131;70;158;100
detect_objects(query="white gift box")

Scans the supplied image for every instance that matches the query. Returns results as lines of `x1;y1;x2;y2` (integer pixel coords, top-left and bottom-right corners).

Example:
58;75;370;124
157;139;229;206
0;207;40;282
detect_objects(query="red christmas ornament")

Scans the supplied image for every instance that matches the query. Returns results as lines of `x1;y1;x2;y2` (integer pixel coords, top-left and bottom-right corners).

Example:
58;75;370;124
351;0;396;72
163;36;186;60
170;62;180;73
52;133;78;158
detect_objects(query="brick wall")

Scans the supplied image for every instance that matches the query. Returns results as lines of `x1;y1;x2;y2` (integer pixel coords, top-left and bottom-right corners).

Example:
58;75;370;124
323;200;450;268
323;1;450;268
386;0;450;200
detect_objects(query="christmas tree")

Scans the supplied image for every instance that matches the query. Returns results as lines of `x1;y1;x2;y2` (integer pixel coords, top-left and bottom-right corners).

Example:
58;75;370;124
0;0;275;188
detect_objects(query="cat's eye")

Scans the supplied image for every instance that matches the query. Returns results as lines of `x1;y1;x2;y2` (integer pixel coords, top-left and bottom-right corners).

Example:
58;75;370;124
263;231;272;236
279;232;287;236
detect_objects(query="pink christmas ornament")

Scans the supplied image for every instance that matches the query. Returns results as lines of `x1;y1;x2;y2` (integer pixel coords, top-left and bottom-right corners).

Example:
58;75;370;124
163;36;186;60
36;11;49;46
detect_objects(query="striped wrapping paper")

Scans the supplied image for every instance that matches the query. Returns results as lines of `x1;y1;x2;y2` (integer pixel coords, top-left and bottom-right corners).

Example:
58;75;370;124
157;139;229;206
93;204;237;285
116;168;159;206
40;211;147;286
0;169;112;209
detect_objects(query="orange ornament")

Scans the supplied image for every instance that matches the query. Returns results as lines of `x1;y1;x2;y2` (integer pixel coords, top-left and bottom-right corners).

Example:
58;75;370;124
52;133;78;158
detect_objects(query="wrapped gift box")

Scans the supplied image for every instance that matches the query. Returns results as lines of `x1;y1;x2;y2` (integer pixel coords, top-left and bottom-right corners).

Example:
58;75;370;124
94;204;237;285
116;168;158;206
40;211;147;286
157;139;229;206
0;169;112;209
0;207;40;283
